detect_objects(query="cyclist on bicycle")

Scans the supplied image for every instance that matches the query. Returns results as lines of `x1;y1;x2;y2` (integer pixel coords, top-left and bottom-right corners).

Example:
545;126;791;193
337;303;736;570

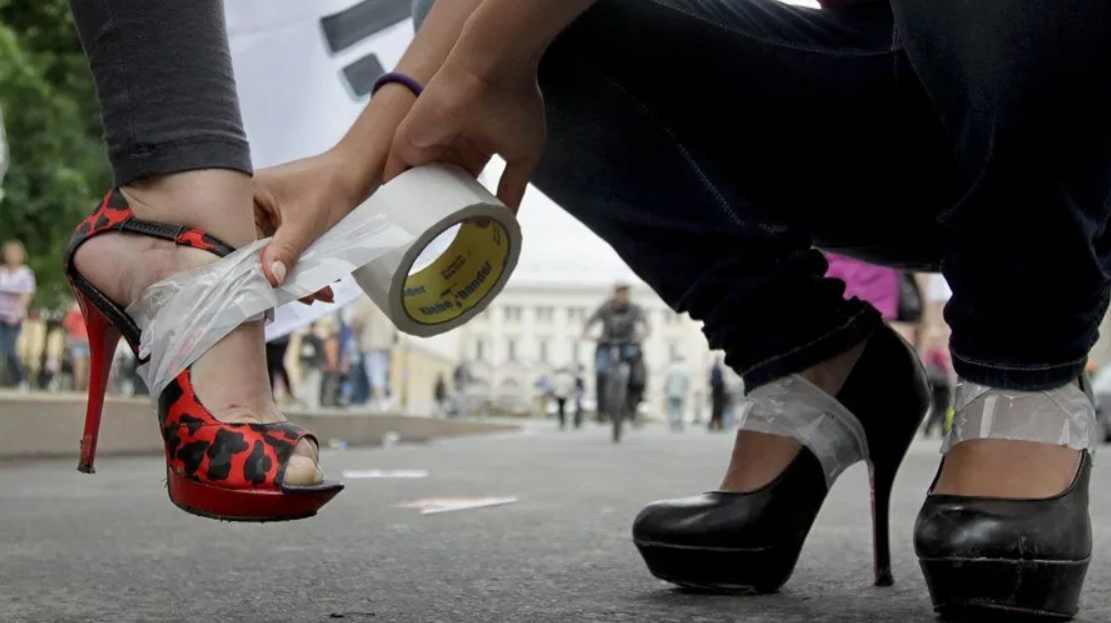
583;282;650;422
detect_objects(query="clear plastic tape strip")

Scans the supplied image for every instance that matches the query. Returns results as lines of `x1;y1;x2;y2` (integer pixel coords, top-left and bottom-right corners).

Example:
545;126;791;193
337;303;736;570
126;212;416;402
737;374;869;488
943;380;1099;454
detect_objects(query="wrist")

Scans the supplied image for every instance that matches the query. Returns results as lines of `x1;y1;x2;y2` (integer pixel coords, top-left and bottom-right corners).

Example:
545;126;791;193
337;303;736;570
332;85;418;202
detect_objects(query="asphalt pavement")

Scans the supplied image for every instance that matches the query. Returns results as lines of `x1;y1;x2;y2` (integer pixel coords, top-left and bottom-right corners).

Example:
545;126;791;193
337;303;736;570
2;420;1110;623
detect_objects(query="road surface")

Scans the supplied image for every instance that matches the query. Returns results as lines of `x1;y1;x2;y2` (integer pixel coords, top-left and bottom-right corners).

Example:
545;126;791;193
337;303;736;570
2;421;1109;623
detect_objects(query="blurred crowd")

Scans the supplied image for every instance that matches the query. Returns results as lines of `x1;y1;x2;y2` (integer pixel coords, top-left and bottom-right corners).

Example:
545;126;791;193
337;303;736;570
527;254;959;436
0;234;971;438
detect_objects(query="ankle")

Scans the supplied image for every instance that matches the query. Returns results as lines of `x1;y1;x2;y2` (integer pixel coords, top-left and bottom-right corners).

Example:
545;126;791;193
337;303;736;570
184;318;285;419
121;169;255;248
935;439;1081;498
73;233;219;306
720;431;801;492
799;337;870;396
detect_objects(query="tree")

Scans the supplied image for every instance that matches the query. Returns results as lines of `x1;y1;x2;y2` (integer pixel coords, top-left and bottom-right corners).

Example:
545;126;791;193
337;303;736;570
0;0;111;307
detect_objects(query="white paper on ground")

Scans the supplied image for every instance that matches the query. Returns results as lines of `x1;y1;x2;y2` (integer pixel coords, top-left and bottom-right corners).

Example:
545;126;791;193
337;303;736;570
342;469;430;479
395;497;519;515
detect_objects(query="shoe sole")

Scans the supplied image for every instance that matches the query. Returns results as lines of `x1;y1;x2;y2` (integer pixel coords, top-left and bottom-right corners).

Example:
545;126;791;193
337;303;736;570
167;468;344;522
920;557;1089;622
634;539;799;594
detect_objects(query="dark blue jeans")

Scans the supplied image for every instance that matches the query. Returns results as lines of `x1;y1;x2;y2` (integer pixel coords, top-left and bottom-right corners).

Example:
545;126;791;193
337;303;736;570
0;320;24;386
414;0;1111;392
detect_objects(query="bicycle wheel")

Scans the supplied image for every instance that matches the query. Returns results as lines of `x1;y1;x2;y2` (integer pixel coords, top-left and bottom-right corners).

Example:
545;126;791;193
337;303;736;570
608;363;629;444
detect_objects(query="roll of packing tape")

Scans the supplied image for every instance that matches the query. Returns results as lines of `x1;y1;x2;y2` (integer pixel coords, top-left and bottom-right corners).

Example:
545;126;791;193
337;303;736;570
350;164;521;337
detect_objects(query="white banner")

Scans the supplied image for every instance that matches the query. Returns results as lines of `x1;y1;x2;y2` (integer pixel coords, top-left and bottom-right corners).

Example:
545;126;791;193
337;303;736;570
226;0;416;340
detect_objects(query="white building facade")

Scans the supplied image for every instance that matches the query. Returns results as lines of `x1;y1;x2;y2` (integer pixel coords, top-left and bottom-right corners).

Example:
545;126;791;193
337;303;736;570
455;280;716;418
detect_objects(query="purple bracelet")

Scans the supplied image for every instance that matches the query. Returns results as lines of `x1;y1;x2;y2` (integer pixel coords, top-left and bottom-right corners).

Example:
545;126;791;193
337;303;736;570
372;72;424;98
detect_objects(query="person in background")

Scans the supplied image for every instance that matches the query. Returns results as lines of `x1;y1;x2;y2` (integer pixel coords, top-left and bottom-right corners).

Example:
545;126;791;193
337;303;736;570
584;282;650;419
691;389;705;426
552;366;577;430
337;311;357;407
0;240;34;390
350;296;397;411
298;323;326;410
434;373;448;417
922;346;953;438
318;313;344;408
709;357;727;432
109;340;133;396
723;367;744;430
41;313;67;391
824;253;923;347
919;274;955;437
919;273;953;355
453;360;473;418
664;355;691;432
574;365;586;425
62;301;90;392
535;372;552;418
265;333;294;403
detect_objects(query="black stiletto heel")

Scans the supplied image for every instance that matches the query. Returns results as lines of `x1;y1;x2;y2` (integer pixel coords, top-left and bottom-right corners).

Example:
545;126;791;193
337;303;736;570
633;325;930;593
869;459;896;587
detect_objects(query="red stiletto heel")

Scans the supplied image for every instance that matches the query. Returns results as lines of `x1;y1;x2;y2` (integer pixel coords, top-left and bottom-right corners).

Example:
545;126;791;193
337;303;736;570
75;297;121;474
63;189;343;521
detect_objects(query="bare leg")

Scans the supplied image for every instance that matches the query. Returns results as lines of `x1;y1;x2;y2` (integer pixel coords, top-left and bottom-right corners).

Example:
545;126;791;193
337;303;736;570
720;339;868;492
73;171;321;484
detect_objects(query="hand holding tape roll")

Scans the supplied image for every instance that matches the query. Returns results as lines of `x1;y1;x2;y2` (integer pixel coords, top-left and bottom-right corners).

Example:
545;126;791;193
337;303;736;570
128;163;521;400
279;163;522;335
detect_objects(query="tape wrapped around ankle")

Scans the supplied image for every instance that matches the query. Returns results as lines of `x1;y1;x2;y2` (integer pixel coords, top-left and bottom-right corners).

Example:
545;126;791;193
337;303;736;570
736;374;869;488
943;381;1099;454
127;215;411;401
126;164;522;402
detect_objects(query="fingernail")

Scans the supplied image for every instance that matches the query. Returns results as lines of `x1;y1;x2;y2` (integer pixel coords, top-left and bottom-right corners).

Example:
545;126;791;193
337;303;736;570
271;261;287;286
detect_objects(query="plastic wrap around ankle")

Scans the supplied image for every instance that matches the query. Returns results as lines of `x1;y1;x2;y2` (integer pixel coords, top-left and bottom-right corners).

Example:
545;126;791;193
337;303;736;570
127;214;413;403
736;374;869;488
943;381;1099;454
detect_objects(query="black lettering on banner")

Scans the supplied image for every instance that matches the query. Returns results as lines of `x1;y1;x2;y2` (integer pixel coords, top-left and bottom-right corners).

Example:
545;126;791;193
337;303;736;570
320;0;412;54
321;0;413;98
404;285;427;297
343;54;386;97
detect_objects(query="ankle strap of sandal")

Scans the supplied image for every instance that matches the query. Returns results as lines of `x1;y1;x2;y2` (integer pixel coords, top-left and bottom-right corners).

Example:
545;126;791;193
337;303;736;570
63;190;239;352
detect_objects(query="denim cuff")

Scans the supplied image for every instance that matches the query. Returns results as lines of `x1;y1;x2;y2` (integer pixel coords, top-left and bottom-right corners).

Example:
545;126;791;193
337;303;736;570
741;305;884;392
951;353;1087;392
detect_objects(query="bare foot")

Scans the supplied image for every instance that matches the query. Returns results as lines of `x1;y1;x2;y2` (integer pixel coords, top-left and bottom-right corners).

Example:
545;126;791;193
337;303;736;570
73;189;322;486
720;339;869;492
933;439;1080;498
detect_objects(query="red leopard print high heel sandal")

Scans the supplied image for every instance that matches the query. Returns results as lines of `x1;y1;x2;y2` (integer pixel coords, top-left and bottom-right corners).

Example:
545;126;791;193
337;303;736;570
63;190;343;521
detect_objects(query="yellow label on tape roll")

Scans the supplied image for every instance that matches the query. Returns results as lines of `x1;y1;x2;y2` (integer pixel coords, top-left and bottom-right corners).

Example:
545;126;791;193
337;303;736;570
402;220;512;325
